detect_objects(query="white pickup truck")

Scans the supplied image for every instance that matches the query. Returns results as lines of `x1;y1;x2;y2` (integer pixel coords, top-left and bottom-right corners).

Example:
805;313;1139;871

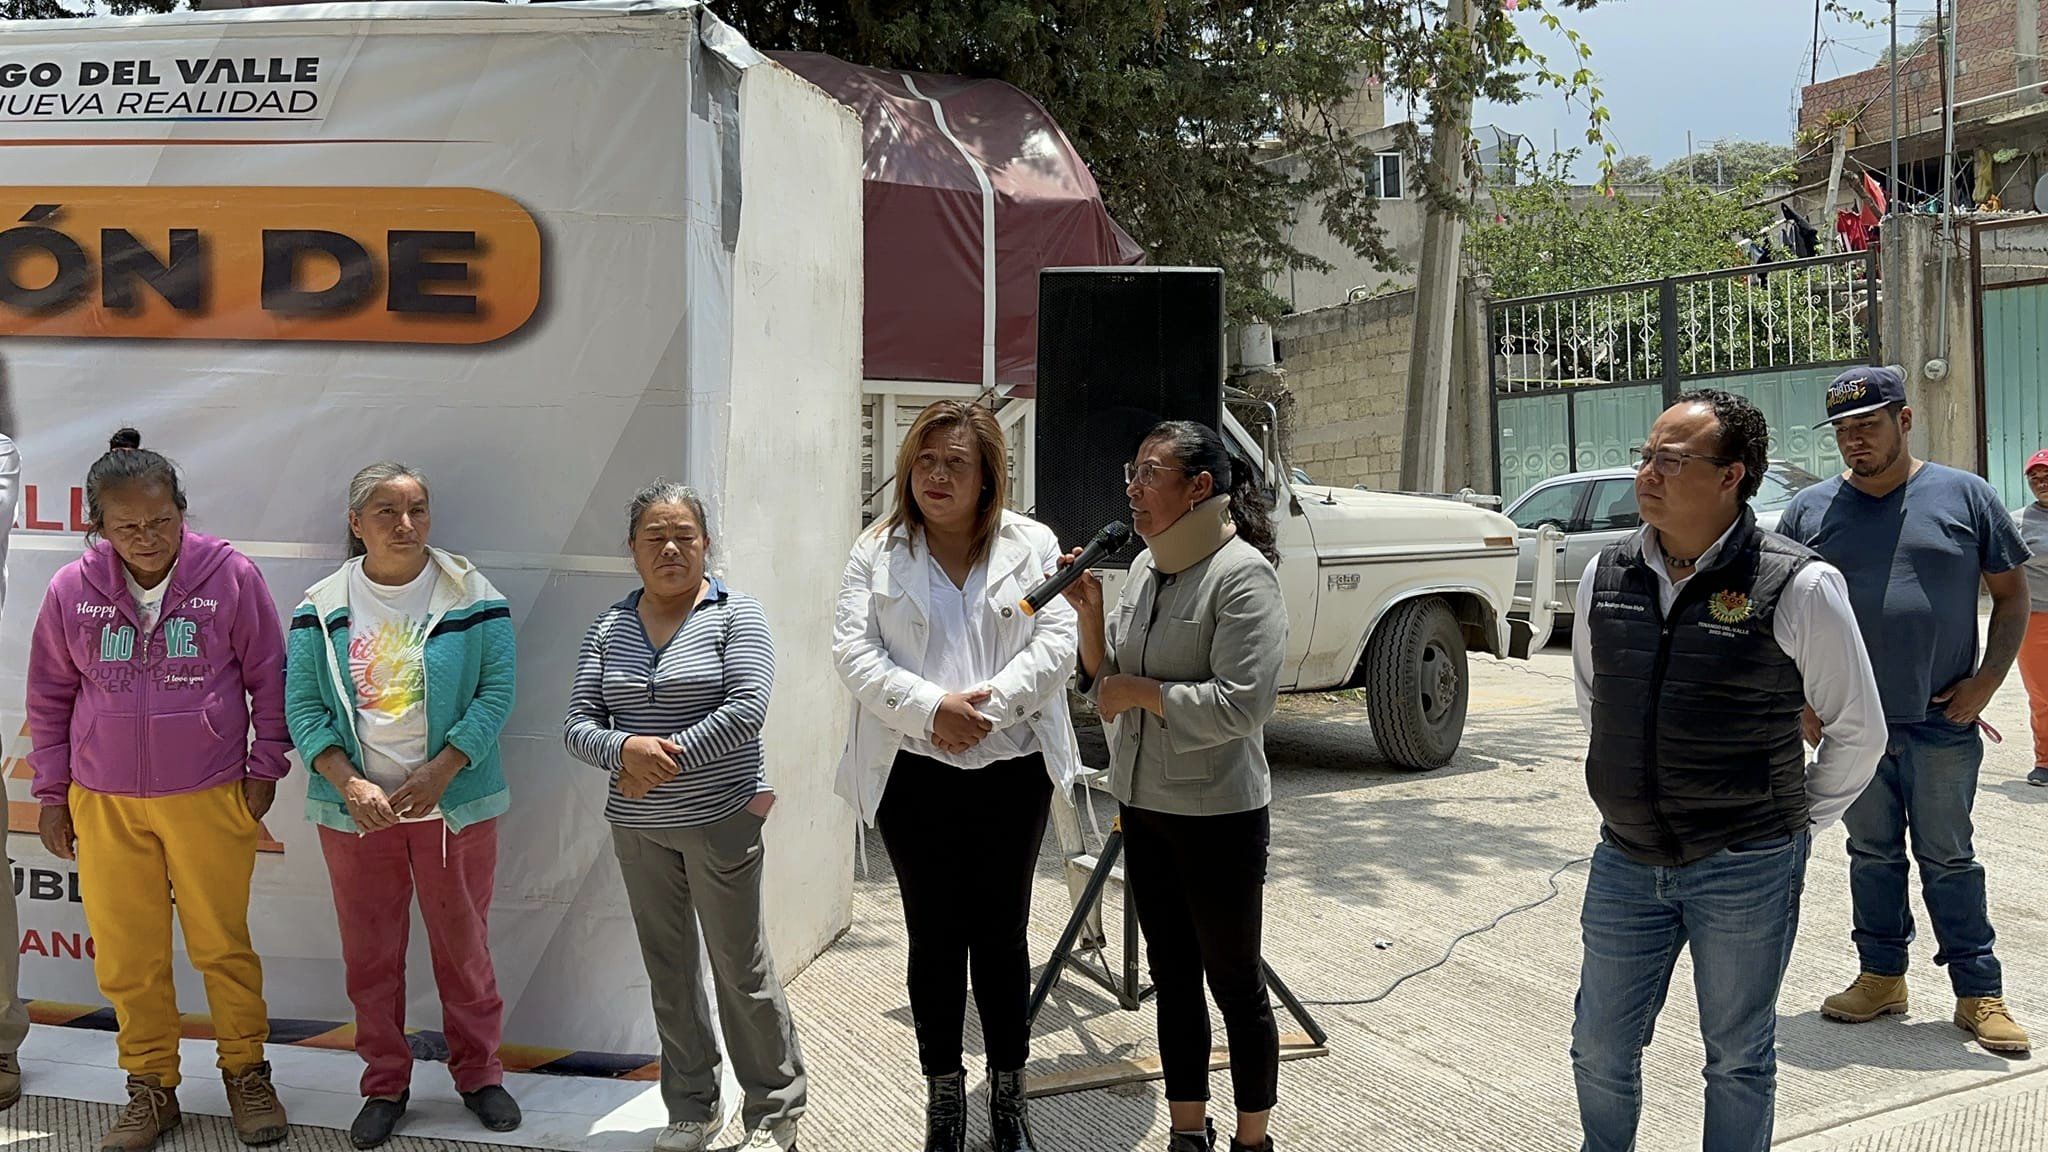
1087;390;1556;770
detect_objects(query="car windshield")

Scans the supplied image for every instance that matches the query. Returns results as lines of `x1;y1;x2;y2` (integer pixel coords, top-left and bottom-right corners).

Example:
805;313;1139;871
1755;462;1822;511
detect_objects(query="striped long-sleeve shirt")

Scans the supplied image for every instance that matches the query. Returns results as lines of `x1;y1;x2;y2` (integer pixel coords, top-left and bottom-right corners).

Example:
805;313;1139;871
564;579;774;827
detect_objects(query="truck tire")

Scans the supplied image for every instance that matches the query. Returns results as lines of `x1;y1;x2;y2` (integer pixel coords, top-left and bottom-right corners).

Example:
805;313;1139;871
1363;596;1468;770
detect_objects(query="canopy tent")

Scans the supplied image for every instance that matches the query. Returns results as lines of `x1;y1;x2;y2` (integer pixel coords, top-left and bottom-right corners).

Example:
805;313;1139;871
773;52;1144;392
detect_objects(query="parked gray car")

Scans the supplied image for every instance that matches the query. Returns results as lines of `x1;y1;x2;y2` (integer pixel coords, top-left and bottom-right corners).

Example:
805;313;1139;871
1507;460;1824;628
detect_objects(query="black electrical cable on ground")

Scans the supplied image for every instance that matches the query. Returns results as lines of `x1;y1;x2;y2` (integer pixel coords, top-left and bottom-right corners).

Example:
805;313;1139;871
1301;854;1594;1008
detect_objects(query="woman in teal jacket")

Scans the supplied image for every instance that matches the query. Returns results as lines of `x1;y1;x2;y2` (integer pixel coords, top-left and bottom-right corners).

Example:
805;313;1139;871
284;462;520;1150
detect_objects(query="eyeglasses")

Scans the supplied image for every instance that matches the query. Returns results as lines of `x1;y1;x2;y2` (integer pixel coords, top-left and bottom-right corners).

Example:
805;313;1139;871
1631;445;1735;476
1124;461;1199;488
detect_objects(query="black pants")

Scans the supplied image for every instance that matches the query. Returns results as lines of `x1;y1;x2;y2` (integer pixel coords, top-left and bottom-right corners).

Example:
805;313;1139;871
1121;803;1279;1113
877;751;1053;1076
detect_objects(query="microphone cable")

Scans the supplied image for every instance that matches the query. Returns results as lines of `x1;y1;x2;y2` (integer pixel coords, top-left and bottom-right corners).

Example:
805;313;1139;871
1298;853;1594;1008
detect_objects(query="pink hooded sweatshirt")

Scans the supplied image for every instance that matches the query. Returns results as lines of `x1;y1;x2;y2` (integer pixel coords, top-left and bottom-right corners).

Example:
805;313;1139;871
27;529;290;805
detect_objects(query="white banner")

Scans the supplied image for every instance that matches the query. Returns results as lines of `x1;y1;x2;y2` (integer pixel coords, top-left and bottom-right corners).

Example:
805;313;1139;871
0;0;859;1057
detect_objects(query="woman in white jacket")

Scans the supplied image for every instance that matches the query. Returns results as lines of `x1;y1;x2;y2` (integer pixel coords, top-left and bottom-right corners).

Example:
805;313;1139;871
834;400;1080;1152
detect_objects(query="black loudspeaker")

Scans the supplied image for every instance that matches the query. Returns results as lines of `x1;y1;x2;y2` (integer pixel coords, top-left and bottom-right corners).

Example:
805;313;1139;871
1034;267;1225;568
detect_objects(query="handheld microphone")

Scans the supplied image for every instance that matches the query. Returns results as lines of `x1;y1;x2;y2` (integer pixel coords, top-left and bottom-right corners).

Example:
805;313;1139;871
1020;521;1131;616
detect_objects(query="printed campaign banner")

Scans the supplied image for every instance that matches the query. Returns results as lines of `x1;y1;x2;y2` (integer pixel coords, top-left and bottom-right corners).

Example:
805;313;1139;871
0;0;860;1056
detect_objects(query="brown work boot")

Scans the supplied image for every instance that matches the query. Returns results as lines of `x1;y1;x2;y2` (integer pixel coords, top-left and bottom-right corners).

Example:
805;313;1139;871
1822;972;1909;1023
224;1061;289;1146
101;1075;181;1151
1956;996;2033;1053
0;1052;20;1111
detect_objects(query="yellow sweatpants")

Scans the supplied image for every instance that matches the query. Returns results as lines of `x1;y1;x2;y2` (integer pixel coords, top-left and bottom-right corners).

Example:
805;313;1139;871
71;781;269;1086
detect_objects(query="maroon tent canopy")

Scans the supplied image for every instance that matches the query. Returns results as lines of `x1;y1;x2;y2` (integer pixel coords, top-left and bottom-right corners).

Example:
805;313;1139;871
771;52;1144;392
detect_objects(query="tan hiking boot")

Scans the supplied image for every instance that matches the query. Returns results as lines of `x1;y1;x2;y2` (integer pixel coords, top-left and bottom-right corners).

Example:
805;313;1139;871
1822;972;1909;1023
224;1061;289;1146
1956;996;2033;1053
0;1052;20;1111
101;1075;181;1151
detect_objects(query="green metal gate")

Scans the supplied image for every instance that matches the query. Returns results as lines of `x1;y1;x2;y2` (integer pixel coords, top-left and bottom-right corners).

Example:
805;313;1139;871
1490;250;1878;503
1975;218;2048;511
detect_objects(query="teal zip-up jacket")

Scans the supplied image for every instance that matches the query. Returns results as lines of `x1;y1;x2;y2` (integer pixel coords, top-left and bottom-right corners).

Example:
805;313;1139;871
286;548;516;833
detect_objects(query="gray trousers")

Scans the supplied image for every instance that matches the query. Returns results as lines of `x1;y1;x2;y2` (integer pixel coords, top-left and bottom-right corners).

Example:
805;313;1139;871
1;830;31;1055
613;811;807;1129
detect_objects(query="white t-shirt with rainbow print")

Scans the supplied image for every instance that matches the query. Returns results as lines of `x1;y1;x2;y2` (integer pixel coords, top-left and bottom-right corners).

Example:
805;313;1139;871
348;562;436;815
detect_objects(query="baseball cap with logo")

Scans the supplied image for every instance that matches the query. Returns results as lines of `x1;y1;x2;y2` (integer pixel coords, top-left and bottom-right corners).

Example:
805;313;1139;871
2028;448;2048;475
1814;365;1909;428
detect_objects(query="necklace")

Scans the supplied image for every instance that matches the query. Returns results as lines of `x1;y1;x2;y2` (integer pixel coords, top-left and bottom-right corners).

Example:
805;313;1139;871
1665;552;1701;568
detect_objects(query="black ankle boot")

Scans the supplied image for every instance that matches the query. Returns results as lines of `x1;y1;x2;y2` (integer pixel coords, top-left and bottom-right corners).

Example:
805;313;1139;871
923;1070;966;1152
1166;1120;1216;1152
1228;1137;1273;1152
988;1066;1036;1152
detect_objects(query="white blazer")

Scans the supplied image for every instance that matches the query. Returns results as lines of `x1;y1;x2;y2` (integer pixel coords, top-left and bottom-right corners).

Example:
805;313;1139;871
833;509;1083;825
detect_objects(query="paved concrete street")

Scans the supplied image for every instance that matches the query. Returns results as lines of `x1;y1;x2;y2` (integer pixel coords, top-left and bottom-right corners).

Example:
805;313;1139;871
5;634;2044;1151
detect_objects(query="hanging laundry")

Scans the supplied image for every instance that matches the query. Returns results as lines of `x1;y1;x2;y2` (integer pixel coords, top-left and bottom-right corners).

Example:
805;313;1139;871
1780;204;1818;258
1836;210;1869;252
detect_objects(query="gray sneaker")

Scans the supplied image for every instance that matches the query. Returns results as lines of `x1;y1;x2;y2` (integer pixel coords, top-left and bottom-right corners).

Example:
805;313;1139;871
653;1118;719;1152
2028;766;2048;787
742;1119;798;1150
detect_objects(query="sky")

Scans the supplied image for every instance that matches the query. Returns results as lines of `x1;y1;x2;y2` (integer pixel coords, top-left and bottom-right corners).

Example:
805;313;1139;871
1463;0;1937;180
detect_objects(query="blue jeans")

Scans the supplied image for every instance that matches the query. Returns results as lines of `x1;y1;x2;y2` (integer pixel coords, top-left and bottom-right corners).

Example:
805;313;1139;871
1845;717;2001;997
1572;831;1809;1152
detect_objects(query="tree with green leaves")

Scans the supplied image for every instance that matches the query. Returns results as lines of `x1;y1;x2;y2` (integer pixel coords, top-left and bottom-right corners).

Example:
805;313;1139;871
1657;138;1797;186
719;0;1609;320
1469;161;1767;299
1606;154;1657;183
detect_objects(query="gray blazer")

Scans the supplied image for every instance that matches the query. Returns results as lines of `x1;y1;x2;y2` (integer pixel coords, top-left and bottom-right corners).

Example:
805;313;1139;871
1087;535;1287;816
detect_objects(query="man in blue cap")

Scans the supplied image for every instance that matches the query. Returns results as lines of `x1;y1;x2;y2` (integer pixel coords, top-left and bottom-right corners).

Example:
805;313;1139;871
1777;365;2035;1053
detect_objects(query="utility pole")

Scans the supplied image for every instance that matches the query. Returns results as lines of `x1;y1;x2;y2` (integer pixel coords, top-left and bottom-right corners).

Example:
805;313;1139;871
1400;0;1474;493
1887;0;1901;363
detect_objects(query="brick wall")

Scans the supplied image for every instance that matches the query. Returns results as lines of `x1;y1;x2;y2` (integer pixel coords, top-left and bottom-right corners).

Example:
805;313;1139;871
1271;291;1415;490
1799;1;2043;141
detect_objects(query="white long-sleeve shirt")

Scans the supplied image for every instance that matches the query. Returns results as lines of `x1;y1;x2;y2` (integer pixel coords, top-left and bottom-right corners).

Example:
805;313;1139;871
1572;521;1886;832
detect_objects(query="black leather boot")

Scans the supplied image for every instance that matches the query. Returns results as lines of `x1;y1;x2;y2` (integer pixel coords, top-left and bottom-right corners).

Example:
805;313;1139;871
923;1070;966;1152
1228;1137;1274;1152
1166;1120;1216;1152
988;1066;1036;1152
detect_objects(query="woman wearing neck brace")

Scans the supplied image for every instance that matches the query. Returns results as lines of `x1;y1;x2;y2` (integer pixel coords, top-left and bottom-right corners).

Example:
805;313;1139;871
1061;421;1287;1152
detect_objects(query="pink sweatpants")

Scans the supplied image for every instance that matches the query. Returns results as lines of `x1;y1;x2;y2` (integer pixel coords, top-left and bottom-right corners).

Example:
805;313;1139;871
319;819;505;1098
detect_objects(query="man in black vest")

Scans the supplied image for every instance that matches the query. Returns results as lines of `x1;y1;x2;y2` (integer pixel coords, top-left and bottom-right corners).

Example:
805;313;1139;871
1570;390;1885;1152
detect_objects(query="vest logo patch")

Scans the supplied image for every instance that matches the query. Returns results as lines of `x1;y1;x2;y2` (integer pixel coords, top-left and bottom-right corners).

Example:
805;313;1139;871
1708;589;1754;625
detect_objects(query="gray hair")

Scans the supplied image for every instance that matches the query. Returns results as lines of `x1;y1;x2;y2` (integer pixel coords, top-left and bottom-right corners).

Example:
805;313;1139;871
347;461;430;559
627;481;714;549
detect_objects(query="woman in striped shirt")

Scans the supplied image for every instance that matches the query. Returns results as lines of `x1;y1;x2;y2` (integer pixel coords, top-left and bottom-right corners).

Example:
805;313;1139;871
564;483;807;1152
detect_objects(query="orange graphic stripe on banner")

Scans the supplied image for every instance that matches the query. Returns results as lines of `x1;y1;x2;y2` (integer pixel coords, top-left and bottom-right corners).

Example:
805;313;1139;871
0;186;540;344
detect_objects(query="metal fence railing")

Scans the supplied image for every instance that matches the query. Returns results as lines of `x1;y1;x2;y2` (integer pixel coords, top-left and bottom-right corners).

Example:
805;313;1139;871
1489;249;1880;396
1488;249;1882;505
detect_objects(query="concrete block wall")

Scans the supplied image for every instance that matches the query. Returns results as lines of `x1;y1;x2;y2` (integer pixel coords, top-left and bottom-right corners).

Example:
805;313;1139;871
1272;291;1418;491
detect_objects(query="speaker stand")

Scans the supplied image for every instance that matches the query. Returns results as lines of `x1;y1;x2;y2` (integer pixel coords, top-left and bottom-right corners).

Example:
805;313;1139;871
1026;817;1330;1098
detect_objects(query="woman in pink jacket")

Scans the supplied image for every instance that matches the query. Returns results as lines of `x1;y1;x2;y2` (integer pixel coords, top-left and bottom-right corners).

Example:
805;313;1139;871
27;429;291;1152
